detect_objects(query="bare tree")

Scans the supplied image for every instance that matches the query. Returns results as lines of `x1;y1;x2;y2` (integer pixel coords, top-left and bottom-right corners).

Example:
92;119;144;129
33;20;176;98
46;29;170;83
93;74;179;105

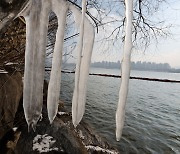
0;0;170;69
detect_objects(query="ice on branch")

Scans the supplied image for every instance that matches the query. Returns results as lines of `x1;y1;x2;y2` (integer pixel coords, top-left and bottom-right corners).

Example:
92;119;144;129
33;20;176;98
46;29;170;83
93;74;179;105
116;0;133;141
21;0;50;130
17;0;131;142
18;0;94;129
70;1;95;127
47;0;69;124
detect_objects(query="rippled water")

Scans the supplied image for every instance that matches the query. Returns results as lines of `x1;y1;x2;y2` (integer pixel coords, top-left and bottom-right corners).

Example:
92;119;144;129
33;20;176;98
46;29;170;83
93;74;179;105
60;68;180;153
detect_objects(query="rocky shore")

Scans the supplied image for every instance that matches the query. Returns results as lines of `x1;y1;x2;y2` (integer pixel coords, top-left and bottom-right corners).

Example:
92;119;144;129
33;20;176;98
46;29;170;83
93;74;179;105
0;8;119;153
0;67;119;154
0;66;23;139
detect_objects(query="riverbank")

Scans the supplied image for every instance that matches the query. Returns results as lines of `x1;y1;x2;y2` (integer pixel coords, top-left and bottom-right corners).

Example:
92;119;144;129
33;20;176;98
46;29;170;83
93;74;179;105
0;67;119;154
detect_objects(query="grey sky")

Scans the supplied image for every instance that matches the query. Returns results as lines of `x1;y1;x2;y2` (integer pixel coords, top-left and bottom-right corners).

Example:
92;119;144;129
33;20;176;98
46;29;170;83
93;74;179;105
90;1;180;68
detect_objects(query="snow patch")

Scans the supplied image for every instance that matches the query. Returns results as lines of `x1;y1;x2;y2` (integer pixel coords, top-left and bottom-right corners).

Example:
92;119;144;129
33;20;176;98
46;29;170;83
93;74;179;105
58;112;68;116
85;145;118;154
5;62;18;65
12;127;18;132
78;130;85;140
33;134;58;153
39;114;43;121
0;70;8;74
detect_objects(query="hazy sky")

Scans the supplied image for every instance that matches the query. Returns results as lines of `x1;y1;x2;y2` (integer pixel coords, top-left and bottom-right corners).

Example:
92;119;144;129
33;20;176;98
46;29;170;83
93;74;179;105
90;1;180;68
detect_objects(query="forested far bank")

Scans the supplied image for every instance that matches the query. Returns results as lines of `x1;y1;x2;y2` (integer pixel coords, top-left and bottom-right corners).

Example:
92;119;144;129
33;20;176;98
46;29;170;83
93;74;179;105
91;61;180;73
63;61;180;73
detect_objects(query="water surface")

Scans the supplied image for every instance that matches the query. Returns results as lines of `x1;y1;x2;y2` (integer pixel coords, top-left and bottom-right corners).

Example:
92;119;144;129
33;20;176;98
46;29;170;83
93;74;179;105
60;68;180;153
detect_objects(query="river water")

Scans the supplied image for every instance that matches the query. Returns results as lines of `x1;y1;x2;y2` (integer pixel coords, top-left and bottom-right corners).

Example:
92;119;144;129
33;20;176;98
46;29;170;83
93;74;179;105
59;68;180;154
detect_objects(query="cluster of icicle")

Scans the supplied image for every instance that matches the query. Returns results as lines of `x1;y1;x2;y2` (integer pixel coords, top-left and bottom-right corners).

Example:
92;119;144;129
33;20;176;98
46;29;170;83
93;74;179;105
17;0;94;130
16;0;133;141
116;0;133;141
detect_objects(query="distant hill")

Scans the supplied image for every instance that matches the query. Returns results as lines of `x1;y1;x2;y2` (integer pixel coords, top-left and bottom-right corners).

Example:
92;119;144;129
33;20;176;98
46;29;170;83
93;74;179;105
63;61;180;73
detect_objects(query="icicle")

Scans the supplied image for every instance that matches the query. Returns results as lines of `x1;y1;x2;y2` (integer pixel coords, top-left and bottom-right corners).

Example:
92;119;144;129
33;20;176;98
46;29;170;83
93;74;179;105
71;0;86;126
21;0;51;130
17;0;94;130
70;2;95;127
47;0;69;124
116;0;133;141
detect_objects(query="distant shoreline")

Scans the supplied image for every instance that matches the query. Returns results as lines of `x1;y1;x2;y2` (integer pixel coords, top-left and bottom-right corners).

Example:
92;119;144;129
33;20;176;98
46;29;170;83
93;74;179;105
90;66;180;74
61;62;180;73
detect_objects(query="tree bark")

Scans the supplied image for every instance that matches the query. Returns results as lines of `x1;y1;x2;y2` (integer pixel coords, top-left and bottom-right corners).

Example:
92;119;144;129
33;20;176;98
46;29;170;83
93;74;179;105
0;0;28;33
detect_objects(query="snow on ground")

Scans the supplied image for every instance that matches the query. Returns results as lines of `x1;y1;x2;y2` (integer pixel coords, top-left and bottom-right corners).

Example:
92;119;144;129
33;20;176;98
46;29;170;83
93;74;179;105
5;62;18;65
33;134;59;153
85;145;119;154
58;112;68;116
78;130;85;140
0;70;8;74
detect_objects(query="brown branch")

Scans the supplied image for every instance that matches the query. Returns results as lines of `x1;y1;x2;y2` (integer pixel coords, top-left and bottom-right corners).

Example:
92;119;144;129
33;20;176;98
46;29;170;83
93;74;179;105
67;0;99;33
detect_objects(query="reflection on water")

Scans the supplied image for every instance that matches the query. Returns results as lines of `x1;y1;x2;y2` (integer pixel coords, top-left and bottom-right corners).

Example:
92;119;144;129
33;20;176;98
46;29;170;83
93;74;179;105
60;68;180;153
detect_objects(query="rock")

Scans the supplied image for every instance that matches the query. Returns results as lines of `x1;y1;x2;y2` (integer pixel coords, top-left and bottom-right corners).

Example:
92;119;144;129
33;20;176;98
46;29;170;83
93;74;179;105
14;104;119;154
0;70;23;139
0;70;119;153
0;127;21;154
12;89;119;154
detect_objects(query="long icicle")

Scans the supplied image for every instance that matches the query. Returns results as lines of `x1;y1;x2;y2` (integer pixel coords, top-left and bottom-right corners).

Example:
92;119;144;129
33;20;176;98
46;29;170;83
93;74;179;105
116;0;133;141
71;0;86;127
22;0;50;130
70;1;95;127
47;0;69;124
